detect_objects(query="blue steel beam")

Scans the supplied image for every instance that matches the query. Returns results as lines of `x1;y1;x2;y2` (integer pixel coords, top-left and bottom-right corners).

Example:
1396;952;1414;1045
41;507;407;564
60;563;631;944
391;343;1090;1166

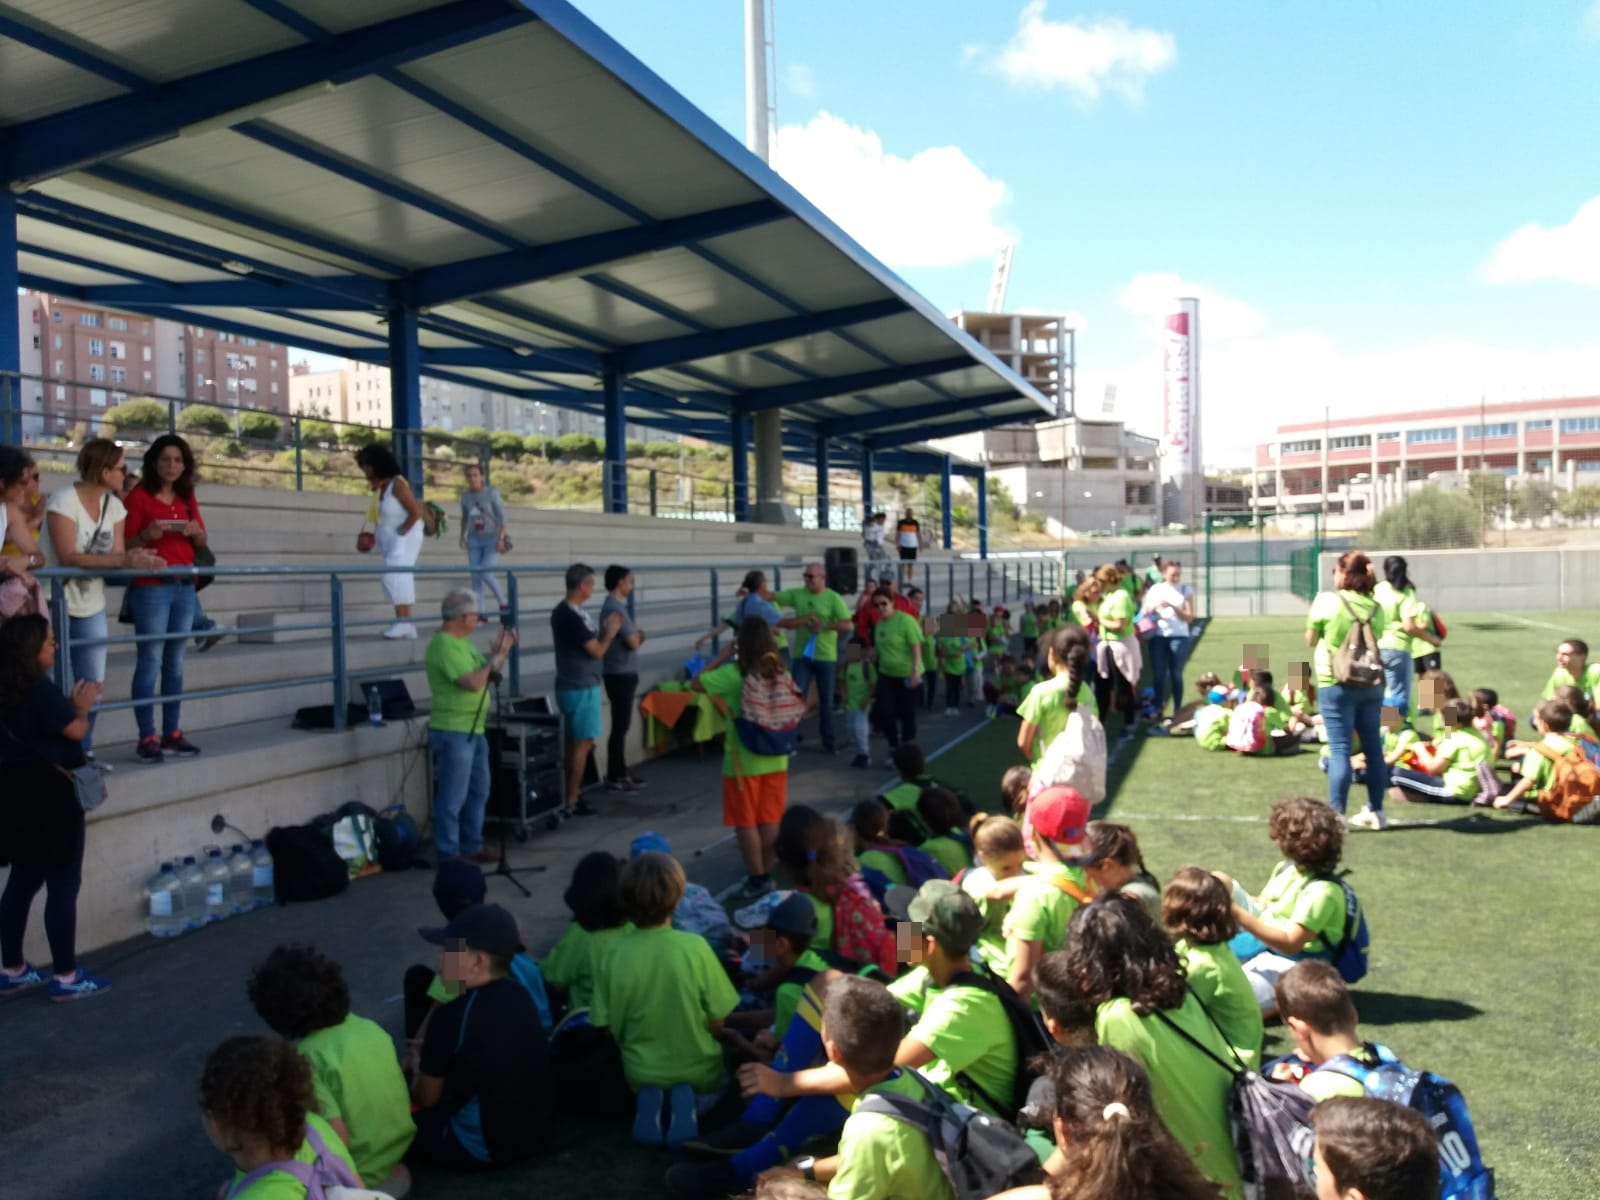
406;201;787;308
1;193;20;444
614;299;903;374
821;391;1020;438
2;0;537;187
76;280;380;311
740;357;972;414
17;242;175;288
388;308;424;484
0;13;150;91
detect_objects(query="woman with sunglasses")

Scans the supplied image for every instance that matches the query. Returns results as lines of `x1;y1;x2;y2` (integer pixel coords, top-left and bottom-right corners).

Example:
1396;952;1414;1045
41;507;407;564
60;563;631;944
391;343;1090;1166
868;586;923;750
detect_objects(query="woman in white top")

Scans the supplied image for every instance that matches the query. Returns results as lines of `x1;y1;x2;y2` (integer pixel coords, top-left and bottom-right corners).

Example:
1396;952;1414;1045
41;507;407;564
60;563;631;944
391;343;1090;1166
355;443;426;640
44;439;164;758
1140;559;1195;723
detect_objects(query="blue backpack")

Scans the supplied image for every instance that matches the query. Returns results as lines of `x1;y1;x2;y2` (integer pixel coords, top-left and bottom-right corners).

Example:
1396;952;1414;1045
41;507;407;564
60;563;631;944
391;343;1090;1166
1312;871;1370;984
860;847;949;910
1319;1045;1495;1200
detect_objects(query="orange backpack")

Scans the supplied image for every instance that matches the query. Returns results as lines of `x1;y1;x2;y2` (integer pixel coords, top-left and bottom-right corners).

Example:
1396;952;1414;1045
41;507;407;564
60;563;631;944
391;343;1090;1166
1530;736;1600;824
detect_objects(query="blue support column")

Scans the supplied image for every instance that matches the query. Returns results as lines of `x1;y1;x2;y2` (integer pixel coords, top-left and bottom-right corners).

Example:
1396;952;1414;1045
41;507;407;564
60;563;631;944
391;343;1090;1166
0;193;19;445
977;467;989;561
387;306;423;486
602;366;627;514
861;446;874;518
815;437;830;530
731;409;751;522
940;456;953;551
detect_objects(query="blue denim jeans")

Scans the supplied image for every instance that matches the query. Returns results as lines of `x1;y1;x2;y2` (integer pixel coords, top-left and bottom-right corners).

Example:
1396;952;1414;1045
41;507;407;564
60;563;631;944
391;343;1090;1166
789;657;838;750
67;609;109;754
130;582;196;741
1318;682;1388;814
1148;635;1189;715
465;535;507;609
1380;648;1413;713
430;729;490;858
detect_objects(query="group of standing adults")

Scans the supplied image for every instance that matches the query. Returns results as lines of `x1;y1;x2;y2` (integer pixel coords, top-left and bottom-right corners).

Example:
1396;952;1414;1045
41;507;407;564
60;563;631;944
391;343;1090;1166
1064;556;1196;731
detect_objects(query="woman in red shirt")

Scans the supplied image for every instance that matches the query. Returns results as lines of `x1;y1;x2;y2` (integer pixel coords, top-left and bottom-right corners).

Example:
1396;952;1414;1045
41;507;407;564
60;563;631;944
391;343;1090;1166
124;435;207;764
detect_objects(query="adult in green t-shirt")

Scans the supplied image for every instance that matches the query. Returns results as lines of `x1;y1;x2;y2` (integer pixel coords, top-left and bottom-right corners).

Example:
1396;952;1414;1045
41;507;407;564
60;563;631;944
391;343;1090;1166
773;562;853;755
1094;564;1139;734
426;588;518;861
1542;638;1600;704
1305;551;1388;825
870;590;924;750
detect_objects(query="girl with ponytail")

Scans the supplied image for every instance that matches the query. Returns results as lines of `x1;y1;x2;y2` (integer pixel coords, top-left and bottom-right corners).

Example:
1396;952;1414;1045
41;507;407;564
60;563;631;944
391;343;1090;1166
991;1045;1225;1200
1016;623;1096;770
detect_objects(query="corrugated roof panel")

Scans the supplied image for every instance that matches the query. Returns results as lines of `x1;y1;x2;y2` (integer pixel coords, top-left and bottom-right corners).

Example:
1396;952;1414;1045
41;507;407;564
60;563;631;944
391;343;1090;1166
288;0;454;37
693;223;889;313
598;248;795;328
493;279;691;343
0;35;126;124
17;215;234;285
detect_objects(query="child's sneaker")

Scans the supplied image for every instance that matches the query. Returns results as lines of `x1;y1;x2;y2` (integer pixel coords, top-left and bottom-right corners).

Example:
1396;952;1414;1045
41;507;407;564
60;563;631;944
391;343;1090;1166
0;963;47;996
1349;807;1389;831
136;736;164;764
729;874;776;908
632;1084;665;1146
665;1082;698;1147
985;704;998;719
49;968;111;1003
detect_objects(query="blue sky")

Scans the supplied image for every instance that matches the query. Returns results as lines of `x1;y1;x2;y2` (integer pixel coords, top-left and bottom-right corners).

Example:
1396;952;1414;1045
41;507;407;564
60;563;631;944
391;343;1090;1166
564;0;1600;464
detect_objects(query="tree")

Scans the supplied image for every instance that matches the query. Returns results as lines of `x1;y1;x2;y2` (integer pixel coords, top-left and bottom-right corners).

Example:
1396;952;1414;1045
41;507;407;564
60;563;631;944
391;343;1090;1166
1559;484;1600;527
340;424;380;449
488;431;525;461
176;404;232;437
298;418;336;446
625;438;647;458
238;411;282;441
1511;479;1556;527
103;398;169;436
1366;487;1479;550
455;426;493;448
551;432;602;462
643;439;679;459
1465;470;1508;522
522;434;550;460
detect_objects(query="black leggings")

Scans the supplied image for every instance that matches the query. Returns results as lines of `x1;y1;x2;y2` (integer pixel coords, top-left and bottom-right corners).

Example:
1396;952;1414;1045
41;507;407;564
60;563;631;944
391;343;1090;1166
872;676;918;747
602;672;639;781
1095;663;1136;732
944;672;963;709
0;823;85;975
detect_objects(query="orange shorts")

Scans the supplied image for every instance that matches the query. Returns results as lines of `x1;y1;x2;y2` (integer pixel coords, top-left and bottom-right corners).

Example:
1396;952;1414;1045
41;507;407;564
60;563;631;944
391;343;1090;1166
722;772;788;828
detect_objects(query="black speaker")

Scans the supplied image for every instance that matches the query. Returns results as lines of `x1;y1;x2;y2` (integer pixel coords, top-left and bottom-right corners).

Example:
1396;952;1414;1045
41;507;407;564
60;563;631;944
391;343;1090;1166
350;678;416;719
825;546;859;595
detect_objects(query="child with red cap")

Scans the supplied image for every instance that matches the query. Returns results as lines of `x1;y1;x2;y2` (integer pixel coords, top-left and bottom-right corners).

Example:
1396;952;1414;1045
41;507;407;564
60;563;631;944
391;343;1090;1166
1002;786;1096;1004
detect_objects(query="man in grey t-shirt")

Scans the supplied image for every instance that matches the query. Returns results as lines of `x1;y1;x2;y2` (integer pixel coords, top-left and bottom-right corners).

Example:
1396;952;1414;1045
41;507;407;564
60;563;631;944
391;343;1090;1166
549;563;623;817
599;564;647;791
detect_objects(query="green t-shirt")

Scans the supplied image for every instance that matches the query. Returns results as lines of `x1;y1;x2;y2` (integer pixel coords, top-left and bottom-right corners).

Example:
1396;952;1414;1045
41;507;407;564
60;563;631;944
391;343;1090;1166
772;587;852;662
1194;704;1230;751
1176;939;1264;1071
1256;863;1348;956
829;1069;957;1200
959;866;1014;982
1070;599;1095;628
1003;862;1089;959
1572;714;1597;739
986;620;1008;652
591;924;740;1093
1520;732;1577;793
858;847;908;887
883;777;931;814
298;1014;415;1186
1097;588;1136;636
844;661;876;712
1435;727;1491;798
1542;663;1600;701
541;921;630;1012
1306;590;1386;689
774;948;831;1035
908;981;1018;1117
227;1114;358;1200
1372;581;1420;652
698;661;789;778
919;834;971;878
873;610;924;679
425;632;489;734
1383;723;1423;766
1016;675;1099;768
1096;994;1245;1198
937;636;970;675
1021;611;1039;638
1406;596;1434;659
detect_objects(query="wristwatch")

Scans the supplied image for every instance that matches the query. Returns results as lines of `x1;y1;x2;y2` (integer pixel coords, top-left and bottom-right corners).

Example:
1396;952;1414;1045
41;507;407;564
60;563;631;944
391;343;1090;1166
794;1155;817;1181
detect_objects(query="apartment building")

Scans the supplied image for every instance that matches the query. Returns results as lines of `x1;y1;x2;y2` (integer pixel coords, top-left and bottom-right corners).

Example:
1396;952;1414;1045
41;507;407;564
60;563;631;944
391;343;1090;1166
179;327;289;413
1252;396;1600;515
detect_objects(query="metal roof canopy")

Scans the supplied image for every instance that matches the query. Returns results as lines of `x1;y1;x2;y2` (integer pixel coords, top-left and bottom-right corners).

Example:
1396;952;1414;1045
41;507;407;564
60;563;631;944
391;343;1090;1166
0;0;1049;533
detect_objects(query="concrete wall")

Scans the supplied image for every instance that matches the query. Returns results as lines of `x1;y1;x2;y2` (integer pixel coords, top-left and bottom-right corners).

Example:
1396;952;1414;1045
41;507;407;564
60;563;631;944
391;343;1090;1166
1315;547;1600;613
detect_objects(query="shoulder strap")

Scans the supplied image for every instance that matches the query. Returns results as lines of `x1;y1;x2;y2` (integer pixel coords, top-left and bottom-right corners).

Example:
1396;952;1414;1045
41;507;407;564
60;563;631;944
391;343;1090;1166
1154;989;1249;1080
1311;871;1360;957
226;1157;315;1199
1046;873;1093;905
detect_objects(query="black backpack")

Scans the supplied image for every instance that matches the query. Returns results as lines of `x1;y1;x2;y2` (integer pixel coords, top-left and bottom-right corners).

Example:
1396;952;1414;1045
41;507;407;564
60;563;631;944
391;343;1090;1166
265;824;349;904
948;968;1054;1120
857;1068;1043;1200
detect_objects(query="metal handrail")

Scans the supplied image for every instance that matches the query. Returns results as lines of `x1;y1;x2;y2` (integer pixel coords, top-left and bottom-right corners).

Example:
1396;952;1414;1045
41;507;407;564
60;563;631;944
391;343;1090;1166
31;555;1060;732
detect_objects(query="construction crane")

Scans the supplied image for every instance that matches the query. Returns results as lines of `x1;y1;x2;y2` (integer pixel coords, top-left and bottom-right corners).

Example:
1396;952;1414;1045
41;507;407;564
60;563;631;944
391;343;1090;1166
987;240;1015;312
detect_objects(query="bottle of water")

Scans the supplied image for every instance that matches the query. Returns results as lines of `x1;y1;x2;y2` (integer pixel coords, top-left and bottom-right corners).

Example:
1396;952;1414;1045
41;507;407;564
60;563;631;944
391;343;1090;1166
250;839;275;909
177;856;207;930
146;861;184;939
226;844;254;915
364;683;385;727
202;847;231;924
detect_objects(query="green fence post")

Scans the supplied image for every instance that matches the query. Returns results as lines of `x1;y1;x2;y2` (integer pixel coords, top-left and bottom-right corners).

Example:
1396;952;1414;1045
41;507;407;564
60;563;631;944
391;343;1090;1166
1256;512;1266;614
292;416;303;492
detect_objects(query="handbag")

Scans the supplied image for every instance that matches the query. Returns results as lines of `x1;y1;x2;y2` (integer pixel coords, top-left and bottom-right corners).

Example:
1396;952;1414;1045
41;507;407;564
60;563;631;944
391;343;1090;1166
1;721;106;813
188;498;216;591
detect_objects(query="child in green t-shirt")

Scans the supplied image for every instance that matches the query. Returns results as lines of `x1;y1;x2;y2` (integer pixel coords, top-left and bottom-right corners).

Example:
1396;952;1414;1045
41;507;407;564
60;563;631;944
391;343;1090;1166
839;642;877;769
916;786;975;877
247;946;415;1193
936;605;971;717
1471;687;1513;761
720;893;821;1059
881;742;962;843
1553;684;1597;739
1189;686;1234;751
849;798;911;888
542;850;629;1015
984;653;1020;718
1387;697;1492;804
1020;602;1040;657
1163;866;1263;1070
961;815;1027;981
1496;698;1579;810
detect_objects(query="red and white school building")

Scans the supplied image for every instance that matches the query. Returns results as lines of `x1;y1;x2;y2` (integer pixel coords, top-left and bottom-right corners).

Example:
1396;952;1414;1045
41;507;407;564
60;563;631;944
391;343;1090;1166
1250;396;1600;518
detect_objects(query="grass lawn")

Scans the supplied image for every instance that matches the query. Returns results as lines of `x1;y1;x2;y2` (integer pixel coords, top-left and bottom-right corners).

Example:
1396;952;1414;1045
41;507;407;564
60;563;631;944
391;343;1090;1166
935;609;1600;1200
420;610;1599;1200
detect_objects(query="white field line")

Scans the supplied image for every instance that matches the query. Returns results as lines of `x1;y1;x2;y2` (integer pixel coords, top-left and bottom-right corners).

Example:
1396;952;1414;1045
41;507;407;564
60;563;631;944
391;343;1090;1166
1490;612;1578;633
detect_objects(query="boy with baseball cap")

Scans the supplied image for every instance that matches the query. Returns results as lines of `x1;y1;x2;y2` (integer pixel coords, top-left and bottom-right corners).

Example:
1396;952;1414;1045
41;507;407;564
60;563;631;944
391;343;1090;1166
1004;786;1095;1004
411;904;555;1169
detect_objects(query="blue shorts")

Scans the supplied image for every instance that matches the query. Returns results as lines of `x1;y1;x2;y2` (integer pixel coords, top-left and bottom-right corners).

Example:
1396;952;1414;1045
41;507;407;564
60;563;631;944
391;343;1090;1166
556;686;603;742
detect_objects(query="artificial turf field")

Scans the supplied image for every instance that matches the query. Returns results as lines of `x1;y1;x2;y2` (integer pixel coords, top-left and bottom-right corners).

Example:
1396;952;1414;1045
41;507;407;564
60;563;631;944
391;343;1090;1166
423;610;1600;1200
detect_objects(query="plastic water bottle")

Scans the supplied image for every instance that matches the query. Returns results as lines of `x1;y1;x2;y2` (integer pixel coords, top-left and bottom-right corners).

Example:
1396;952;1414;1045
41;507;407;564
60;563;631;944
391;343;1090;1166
146;862;185;938
202;847;231;924
364;683;385;726
250;839;275;909
226;844;254;915
177;856;207;930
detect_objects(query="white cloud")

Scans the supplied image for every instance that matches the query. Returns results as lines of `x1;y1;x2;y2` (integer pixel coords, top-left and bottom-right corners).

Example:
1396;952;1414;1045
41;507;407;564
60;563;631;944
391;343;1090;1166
978;1;1176;103
772;112;1010;269
1118;272;1267;341
784;62;817;98
1483;196;1600;288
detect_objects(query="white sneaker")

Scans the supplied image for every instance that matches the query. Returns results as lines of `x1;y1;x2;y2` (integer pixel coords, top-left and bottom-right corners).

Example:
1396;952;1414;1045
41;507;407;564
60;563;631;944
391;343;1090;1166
1349;806;1388;831
383;622;417;640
